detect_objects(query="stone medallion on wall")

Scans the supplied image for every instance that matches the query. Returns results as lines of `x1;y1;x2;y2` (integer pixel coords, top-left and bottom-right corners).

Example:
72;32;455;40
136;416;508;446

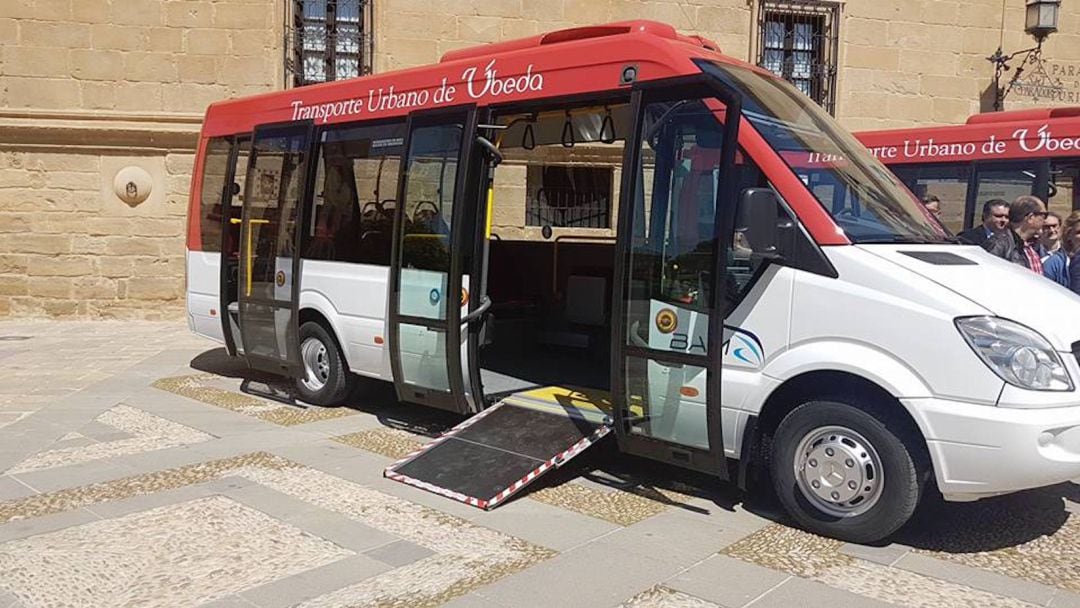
99;156;168;217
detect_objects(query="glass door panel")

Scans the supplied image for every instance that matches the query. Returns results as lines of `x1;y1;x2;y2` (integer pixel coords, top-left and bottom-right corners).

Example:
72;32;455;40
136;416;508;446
389;108;478;413
614;84;739;477
237;122;312;373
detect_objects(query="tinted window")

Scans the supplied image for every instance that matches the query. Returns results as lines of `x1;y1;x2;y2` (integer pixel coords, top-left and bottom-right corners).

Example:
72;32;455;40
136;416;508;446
891;163;971;233
974;161;1038;210
305;122;405;265
703;61;950;244
1049;160;1080;218
399;123;460;273
199;137;232;252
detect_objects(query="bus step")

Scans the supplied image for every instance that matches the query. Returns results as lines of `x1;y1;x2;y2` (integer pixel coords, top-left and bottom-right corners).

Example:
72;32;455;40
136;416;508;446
239;379;300;406
384;386;613;509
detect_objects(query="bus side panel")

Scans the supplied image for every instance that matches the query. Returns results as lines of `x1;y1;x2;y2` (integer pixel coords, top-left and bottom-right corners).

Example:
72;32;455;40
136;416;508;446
299;260;391;379
186;249;224;343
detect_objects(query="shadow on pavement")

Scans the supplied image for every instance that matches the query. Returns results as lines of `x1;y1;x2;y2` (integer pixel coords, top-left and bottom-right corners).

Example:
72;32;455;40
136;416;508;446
185;350;1074;550
893;483;1074;552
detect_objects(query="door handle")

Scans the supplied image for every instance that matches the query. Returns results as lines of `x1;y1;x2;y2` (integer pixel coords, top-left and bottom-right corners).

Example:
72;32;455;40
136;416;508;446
461;295;491;324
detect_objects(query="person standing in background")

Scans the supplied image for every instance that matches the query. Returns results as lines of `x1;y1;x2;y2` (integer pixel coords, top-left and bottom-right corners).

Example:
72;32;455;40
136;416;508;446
1040;211;1063;261
958;199;1010;246
1060;211;1080;296
982;195;1047;273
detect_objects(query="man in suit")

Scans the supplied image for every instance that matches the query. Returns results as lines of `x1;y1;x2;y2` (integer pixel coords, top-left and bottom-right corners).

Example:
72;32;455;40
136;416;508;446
958;199;1010;245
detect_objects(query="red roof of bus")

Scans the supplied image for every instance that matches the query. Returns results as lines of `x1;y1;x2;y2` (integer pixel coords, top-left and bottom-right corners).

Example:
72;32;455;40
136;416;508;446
188;21;849;249
198;20;752;137
854;107;1080;165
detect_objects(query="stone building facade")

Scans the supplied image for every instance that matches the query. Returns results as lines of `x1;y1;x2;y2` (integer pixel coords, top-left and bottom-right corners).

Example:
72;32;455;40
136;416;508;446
2;0;1079;319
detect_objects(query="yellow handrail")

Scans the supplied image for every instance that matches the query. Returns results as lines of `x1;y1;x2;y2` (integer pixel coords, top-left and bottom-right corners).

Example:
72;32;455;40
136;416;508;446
232;217;269;297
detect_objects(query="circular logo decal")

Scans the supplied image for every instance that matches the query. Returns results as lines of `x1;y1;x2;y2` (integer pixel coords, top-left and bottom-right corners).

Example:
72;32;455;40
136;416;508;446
655;308;678;334
461;288;469;306
275;271;286;287
429;288;441;305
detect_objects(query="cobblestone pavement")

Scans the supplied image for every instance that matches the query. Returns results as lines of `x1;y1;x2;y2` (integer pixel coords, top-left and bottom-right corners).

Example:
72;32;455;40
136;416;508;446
1;320;1078;608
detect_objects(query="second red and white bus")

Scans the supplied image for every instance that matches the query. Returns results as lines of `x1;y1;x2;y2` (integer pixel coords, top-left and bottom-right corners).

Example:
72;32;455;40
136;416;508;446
856;107;1080;233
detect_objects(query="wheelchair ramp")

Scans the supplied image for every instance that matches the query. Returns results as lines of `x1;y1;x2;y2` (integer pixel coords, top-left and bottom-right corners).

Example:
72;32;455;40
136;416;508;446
384;386;613;509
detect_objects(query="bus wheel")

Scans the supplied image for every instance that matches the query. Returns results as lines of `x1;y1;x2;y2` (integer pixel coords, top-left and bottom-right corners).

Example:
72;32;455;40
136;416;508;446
296;321;354;406
770;400;922;544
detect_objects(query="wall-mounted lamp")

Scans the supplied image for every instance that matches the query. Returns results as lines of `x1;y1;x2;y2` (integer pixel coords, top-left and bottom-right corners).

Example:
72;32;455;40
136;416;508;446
987;0;1062;111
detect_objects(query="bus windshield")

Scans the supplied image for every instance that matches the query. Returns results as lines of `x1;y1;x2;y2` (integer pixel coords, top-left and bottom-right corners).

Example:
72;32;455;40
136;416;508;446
700;60;951;244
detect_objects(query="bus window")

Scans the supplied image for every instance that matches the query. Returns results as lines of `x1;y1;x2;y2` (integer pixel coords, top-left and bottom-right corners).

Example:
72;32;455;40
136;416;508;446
627;99;725;335
198;137;232;252
305;122;405;265
973;161;1039;210
224;140;250;259
398;122;461;316
889;163;971;233
1049;160;1080;217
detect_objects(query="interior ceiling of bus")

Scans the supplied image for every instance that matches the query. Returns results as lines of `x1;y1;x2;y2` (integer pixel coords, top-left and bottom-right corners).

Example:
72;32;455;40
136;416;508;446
496;104;632;149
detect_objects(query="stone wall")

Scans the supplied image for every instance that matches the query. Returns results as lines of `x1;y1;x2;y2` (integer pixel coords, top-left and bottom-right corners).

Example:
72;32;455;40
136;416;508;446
3;0;1080;318
0;0;281;318
838;1;1080;130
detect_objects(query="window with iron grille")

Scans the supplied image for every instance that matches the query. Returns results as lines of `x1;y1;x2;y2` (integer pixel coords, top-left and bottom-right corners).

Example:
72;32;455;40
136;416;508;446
526;166;612;229
288;0;373;87
756;1;840;114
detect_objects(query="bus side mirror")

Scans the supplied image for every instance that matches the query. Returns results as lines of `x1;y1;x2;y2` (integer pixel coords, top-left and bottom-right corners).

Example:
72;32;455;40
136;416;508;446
737;188;781;259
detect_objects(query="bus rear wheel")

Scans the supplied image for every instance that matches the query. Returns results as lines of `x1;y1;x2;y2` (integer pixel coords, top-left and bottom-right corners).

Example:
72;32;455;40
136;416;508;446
296;321;354;406
770;400;922;544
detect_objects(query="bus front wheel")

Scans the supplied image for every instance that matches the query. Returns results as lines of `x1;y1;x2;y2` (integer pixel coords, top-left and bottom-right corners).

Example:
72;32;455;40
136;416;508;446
770;400;922;544
296;321;354;406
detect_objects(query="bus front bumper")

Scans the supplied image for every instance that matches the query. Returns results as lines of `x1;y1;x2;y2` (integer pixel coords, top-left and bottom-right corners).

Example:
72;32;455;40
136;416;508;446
905;397;1080;501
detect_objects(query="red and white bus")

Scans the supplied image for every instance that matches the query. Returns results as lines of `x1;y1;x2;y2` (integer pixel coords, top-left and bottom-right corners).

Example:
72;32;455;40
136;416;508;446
856;107;1080;232
186;21;1080;543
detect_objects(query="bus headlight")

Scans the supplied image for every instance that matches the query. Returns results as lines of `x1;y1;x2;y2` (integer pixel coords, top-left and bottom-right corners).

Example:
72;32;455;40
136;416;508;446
956;316;1073;392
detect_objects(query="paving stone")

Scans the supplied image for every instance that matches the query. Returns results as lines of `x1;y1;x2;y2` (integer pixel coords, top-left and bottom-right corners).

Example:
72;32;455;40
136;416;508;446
441;593;515;608
363;539;435;567
84;476;255;519
281;411;384;437
600;509;753;566
196;596;259;608
468;491;621;551
665;554;790;608
480;539;684;608
0;476;35;501
750;577;897;608
839;541;911;566
1051;589;1080;608
9;460;135;494
223;482;400;553
0;495;353;608
267;439;379;470
239;554;391;608
0;507;99;543
81;419;134;442
894;553;1058;606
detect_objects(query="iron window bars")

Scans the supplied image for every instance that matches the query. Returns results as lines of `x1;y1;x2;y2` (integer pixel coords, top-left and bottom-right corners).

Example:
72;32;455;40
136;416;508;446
287;0;374;87
756;0;840;115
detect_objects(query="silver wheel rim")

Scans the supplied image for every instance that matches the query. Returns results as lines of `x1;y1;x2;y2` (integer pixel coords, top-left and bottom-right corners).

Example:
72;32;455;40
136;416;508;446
300;337;330;392
793;425;884;518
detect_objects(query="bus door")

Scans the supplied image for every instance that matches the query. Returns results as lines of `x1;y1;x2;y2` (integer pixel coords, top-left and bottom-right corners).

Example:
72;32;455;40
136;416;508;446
235;121;315;375
218;136;250;357
388;106;484;414
612;79;742;477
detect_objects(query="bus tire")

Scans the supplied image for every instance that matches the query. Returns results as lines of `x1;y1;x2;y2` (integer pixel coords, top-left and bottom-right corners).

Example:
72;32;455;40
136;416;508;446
770;400;921;544
296;321;354;406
